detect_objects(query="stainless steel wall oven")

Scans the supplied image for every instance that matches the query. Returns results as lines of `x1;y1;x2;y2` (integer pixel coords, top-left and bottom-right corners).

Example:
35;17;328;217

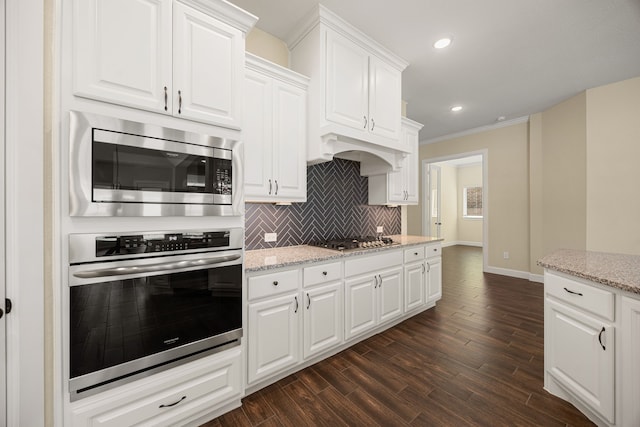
69;111;243;216
68;228;243;400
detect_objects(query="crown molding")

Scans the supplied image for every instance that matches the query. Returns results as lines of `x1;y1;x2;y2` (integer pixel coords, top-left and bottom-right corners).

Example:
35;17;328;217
420;116;530;145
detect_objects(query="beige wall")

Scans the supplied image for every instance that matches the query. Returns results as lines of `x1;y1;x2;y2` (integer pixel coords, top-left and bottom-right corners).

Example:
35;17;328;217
411;122;530;272
586;76;640;254
529;92;588;275
457;164;483;244
246;27;289;67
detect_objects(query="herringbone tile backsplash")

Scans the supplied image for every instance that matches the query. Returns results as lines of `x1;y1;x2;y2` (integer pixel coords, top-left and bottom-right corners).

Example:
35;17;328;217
246;158;401;250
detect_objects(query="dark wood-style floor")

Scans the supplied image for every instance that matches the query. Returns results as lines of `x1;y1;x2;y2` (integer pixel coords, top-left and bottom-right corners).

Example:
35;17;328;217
202;245;594;426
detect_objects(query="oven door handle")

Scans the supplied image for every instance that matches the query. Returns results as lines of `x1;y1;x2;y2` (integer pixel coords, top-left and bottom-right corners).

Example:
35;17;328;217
72;254;242;279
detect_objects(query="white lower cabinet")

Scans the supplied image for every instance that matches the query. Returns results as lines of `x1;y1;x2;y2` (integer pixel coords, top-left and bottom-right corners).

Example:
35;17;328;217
543;270;640;426
303;282;343;359
246;268;301;384
621;296;640;427
404;261;425;312
545;299;614;422
69;347;242;427
246;244;441;393
426;255;442;303
344;250;404;340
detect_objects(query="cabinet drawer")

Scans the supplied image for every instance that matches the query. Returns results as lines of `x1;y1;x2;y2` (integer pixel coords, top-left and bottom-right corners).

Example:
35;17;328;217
248;269;299;301
426;244;442;258
404;246;425;263
545;272;614;321
70;348;242;427
304;262;342;287
345;250;403;278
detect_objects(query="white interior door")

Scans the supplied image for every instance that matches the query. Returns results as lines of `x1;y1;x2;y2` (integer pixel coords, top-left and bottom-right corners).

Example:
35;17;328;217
0;0;6;421
426;164;442;238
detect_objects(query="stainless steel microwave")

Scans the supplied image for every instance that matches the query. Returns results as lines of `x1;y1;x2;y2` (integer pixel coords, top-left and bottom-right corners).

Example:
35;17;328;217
69;111;243;216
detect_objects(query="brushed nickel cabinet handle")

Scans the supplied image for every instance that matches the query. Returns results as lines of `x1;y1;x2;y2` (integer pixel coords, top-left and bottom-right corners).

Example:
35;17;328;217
598;326;606;351
178;90;182;114
363;115;367;128
164;86;168;111
159;395;186;408
563;287;583;296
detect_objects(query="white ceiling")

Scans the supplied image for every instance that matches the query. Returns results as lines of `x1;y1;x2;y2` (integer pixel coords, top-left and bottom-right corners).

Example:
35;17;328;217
227;0;640;142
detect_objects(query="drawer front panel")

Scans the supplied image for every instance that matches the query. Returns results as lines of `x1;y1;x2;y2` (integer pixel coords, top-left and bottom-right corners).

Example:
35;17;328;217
248;269;299;301
344;250;403;278
70;349;242;427
404;246;425;263
545;272;614;321
426;244;442;258
303;262;342;287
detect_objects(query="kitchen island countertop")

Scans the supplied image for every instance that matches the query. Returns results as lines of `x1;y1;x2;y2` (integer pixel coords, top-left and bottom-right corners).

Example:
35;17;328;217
245;235;442;273
538;249;640;295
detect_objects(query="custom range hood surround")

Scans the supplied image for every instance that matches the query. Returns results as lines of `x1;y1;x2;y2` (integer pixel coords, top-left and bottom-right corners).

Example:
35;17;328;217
287;4;410;176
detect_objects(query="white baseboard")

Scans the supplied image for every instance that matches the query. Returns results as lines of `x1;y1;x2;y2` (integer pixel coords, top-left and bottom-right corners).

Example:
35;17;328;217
442;240;483;248
528;273;544;283
484;266;530;280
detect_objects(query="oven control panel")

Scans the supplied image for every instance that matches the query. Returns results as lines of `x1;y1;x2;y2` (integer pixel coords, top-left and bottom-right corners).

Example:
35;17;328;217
95;231;231;257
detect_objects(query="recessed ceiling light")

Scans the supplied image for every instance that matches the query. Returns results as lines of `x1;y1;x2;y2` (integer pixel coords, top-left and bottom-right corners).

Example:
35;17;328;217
434;37;452;49
450;105;463;112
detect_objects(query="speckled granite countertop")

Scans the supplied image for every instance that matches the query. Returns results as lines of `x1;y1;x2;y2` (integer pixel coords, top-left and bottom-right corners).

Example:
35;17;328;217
245;235;442;273
538;249;640;295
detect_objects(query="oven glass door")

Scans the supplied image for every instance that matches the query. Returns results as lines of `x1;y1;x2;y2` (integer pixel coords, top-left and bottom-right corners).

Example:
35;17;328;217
69;263;241;380
91;129;232;205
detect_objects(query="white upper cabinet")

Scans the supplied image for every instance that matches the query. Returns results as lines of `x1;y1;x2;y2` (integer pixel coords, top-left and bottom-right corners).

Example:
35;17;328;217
72;0;256;128
73;0;173;112
368;55;403;140
172;2;244;128
368;118;423;205
288;5;409;165
244;54;309;202
325;30;371;132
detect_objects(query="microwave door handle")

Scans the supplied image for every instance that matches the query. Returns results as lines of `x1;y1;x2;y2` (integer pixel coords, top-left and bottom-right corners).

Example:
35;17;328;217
72;254;242;279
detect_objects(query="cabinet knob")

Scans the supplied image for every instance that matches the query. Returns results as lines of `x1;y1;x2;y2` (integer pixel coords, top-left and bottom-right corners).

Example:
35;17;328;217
322;271;327;276
273;281;278;286
414;252;418;256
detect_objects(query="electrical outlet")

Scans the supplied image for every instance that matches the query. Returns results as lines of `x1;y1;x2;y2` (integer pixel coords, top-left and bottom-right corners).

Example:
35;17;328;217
376;226;384;233
503;251;509;260
264;233;277;242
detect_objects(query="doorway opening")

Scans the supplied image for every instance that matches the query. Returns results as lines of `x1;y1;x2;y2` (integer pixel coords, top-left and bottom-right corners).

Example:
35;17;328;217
422;150;488;273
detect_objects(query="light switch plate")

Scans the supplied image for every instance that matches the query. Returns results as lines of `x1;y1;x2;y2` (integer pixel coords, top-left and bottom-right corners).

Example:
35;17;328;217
376;226;384;233
264;233;277;242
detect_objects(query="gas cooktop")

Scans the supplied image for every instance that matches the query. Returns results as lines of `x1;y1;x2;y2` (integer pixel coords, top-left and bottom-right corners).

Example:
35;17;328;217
308;236;396;251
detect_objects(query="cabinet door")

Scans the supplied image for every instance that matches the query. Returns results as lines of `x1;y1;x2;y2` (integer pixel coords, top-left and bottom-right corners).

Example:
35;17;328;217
244;69;274;199
378;267;403;324
622;296;640;427
73;0;172;112
173;2;243;128
368;55;401;140
344;276;376;340
387;169;405;203
404;262;425;312
546;299;615;423
272;80;307;201
325;30;369;132
426;257;442;303
303;283;343;359
247;293;300;384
